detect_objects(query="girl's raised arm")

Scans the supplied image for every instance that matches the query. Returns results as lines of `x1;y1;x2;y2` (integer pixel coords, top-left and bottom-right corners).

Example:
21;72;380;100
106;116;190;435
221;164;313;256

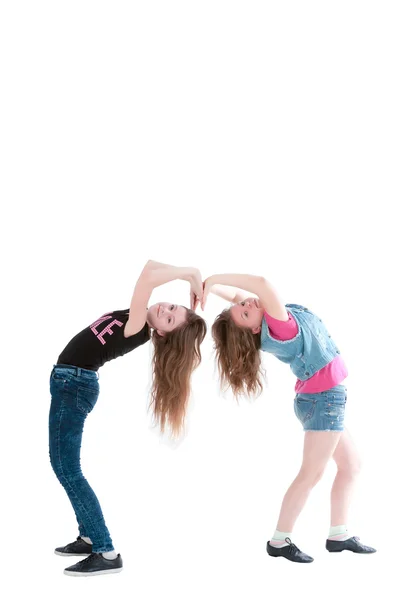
125;260;202;336
209;284;248;304
203;273;288;320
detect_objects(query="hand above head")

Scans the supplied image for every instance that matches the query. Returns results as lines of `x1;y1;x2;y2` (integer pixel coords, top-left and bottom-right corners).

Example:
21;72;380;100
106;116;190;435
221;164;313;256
201;276;214;311
191;290;200;311
188;268;204;311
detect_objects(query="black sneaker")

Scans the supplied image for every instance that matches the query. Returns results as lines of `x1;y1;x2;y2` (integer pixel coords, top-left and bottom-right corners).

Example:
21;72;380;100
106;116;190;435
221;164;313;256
64;553;123;577
326;536;376;554
55;536;93;557
267;537;314;563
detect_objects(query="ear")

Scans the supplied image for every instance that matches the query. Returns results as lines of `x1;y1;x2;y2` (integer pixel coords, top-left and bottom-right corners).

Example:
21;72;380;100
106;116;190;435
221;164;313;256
156;329;165;337
252;325;261;334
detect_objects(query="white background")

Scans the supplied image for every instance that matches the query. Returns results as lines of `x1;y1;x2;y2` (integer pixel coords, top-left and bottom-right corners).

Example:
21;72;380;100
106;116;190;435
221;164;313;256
1;1;399;598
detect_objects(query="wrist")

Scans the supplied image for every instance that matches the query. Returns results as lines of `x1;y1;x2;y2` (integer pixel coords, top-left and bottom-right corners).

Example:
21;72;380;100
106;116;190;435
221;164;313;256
206;274;218;286
180;267;198;282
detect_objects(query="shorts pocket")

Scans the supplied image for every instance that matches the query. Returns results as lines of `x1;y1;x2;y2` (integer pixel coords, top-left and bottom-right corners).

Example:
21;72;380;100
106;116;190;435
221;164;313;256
294;397;316;424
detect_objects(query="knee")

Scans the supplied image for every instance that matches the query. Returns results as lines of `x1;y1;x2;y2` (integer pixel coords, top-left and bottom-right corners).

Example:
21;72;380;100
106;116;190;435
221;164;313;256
50;455;81;483
337;458;362;478
50;450;61;478
297;467;325;488
50;457;66;483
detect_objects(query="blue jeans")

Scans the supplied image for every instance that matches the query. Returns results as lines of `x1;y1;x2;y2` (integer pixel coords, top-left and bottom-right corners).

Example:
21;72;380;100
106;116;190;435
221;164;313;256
294;384;347;431
49;365;114;553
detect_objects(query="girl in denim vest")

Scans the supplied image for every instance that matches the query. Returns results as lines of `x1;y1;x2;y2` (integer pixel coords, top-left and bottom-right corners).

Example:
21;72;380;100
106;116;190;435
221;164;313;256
50;260;206;576
201;272;375;563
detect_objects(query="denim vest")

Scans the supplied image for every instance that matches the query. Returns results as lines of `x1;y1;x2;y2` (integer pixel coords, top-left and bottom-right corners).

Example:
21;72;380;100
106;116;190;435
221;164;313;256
260;304;341;381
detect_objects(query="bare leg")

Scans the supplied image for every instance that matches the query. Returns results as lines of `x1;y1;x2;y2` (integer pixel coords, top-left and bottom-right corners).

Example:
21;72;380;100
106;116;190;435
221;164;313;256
330;428;362;528
276;431;342;532
325;429;376;553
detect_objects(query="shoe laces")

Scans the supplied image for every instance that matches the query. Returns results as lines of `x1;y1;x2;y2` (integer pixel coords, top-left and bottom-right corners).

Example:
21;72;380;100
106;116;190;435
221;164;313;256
285;537;300;554
79;553;98;565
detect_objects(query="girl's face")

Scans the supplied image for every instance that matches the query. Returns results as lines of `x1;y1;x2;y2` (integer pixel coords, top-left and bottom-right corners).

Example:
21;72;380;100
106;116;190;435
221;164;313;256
230;298;264;333
147;302;187;335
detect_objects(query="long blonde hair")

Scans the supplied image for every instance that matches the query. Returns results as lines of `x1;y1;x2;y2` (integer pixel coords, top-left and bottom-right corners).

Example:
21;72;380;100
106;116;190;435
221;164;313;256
212;308;265;398
150;309;207;436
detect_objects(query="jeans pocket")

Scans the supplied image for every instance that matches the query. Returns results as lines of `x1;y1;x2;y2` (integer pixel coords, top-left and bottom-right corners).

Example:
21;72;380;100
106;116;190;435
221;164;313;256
76;386;98;415
51;371;68;382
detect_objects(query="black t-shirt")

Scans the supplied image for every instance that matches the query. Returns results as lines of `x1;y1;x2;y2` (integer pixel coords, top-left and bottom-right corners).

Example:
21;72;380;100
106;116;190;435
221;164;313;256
57;309;150;371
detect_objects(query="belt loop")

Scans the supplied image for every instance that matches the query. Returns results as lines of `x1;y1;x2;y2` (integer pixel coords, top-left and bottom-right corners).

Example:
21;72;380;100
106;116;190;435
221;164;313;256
77;367;82;377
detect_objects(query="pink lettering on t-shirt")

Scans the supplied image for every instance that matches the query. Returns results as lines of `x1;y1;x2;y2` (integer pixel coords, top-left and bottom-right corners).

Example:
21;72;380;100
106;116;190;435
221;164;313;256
89;313;124;345
90;314;113;335
96;319;124;345
263;311;348;393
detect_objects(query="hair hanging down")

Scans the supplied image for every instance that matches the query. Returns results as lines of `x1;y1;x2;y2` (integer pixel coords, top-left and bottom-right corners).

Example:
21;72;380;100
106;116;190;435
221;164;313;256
150;309;207;437
212;308;265;398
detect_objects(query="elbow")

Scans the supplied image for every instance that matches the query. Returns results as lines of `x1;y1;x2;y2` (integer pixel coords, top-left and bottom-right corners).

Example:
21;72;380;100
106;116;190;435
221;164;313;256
255;276;271;294
256;275;268;287
143;259;157;273
139;263;156;287
143;270;155;287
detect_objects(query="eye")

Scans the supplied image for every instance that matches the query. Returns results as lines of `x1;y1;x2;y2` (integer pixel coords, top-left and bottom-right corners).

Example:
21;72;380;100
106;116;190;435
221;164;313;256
240;301;245;306
244;312;248;318
168;317;172;324
170;305;175;310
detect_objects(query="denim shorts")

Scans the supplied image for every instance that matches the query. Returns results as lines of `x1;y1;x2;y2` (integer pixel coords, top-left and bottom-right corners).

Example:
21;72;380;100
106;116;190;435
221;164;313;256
293;385;347;431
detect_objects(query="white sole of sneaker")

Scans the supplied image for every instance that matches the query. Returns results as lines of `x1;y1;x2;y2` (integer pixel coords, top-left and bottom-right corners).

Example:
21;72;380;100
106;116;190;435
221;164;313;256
63;568;123;577
54;551;91;557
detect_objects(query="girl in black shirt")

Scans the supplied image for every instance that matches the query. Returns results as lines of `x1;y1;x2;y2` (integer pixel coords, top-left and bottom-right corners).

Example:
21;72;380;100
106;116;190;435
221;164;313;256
49;260;206;577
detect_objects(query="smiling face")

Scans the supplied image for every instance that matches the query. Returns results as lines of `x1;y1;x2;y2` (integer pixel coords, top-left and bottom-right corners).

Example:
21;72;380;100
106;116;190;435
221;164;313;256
230;297;264;333
147;302;188;335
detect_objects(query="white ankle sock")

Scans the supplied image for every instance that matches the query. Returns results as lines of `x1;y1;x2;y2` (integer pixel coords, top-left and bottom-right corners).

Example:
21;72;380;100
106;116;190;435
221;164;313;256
102;550;118;560
81;536;92;544
328;524;352;541
269;530;292;547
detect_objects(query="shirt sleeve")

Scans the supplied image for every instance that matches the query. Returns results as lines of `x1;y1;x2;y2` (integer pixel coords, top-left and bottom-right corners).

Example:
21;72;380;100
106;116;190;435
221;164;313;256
264;311;299;341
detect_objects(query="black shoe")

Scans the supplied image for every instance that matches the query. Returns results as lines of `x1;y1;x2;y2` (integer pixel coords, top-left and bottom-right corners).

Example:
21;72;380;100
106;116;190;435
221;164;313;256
55;536;93;557
326;536;376;554
267;537;314;563
64;553;123;577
